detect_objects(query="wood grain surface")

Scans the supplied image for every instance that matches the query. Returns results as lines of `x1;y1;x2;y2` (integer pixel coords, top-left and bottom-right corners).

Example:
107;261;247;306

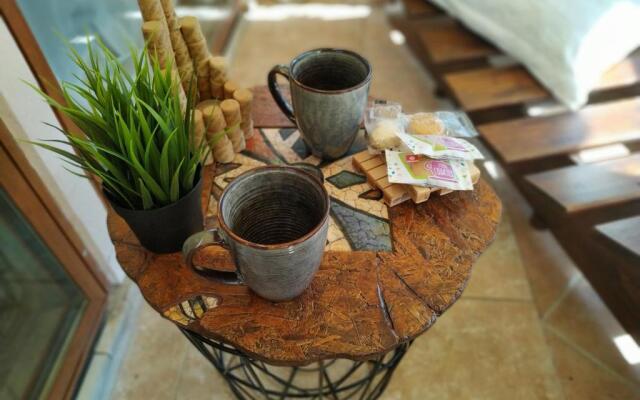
480;98;640;164
526;153;640;214
108;164;501;365
596;216;640;260
444;52;640;112
417;19;498;65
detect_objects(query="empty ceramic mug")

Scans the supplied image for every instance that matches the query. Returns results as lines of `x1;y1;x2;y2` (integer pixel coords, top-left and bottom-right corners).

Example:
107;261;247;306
182;166;330;302
268;48;372;160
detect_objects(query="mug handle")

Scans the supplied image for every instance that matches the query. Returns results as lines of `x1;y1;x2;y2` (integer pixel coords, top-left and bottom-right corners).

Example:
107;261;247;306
268;64;296;124
182;228;243;285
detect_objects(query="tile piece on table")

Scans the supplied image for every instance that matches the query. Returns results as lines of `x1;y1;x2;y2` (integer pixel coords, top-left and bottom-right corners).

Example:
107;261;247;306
382;299;564;400
330;197;392;252
326;170;368;189
545;330;640;400
462;212;532;301
279;127;296;141
291;137;311;159
261;128;304;163
545;277;640;385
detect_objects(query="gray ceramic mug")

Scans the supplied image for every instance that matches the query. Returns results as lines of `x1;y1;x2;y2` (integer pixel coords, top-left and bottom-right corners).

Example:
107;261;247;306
182;166;330;302
268;48;372;160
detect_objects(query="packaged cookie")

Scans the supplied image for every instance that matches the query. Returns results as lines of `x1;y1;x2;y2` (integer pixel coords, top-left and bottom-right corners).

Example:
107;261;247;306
397;131;484;160
364;101;404;151
385;151;474;190
406;111;478;137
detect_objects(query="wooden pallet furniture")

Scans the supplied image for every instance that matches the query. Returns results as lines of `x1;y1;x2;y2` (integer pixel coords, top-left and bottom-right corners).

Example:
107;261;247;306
524;156;640;341
444;54;640;123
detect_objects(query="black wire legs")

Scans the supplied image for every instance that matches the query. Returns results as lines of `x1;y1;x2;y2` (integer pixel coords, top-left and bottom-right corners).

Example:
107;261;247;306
180;328;411;400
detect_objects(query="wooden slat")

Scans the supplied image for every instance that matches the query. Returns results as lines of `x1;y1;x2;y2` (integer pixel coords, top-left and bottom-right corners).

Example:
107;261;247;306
403;0;441;18
480;97;640;164
526;154;640;214
596;216;640;260
416;20;498;65
445;53;640;112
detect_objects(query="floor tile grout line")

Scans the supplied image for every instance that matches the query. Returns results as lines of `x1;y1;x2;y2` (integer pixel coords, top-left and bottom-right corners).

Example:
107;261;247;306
541;274;581;322
544;325;640;391
460;296;533;304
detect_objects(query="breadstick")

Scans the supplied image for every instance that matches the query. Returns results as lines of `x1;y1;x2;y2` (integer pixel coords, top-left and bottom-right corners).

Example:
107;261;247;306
179;16;211;101
159;0;194;95
137;0;164;21
208;56;227;99
192;109;214;165
223;80;239;99
141;20;176;69
202;105;234;163
233;88;254;139
220;99;245;152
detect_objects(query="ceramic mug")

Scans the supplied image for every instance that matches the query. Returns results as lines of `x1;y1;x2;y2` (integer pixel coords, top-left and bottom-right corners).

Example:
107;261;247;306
182;166;330;302
268;48;372;160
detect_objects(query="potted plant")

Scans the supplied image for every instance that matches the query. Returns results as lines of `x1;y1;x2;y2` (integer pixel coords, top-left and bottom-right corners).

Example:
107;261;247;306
30;40;208;253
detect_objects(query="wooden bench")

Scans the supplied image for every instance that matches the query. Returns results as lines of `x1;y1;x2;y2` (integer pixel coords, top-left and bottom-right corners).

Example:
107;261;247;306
479;97;640;172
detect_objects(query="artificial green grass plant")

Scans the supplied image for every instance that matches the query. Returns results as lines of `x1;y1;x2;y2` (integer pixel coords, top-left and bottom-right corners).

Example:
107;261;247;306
30;39;207;210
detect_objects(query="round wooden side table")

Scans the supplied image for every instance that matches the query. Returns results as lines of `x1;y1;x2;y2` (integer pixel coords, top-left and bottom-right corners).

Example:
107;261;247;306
108;115;501;399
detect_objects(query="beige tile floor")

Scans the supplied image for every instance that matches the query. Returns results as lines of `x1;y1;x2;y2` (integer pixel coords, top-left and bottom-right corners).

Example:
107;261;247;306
112;5;640;399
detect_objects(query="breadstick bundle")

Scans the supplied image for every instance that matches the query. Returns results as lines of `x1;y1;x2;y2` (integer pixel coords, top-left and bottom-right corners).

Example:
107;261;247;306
180;16;212;102
159;0;194;96
220;99;246;152
202;105;235;163
233;88;254;139
141;20;175;69
208;56;227;99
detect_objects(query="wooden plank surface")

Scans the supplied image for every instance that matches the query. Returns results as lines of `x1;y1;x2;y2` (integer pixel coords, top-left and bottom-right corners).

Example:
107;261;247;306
445;53;640;112
526;153;640;214
480;97;640;164
403;0;441;18
416;20;498;65
595;216;640;260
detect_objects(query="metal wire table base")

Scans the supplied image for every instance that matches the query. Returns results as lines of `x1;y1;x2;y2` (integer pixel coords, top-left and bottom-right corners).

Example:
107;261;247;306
180;328;411;400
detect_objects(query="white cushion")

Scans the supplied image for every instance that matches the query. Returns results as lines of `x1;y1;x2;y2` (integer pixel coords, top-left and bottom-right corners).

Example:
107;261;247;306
431;0;640;110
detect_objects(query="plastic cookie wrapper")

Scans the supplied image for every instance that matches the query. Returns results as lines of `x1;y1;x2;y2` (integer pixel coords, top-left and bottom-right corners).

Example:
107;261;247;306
397;131;484;160
385;150;474;190
406;111;479;138
365;101;404;153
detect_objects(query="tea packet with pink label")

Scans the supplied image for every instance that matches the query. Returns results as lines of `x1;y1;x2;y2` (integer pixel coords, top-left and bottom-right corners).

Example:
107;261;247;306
397;132;484;160
385;151;474;190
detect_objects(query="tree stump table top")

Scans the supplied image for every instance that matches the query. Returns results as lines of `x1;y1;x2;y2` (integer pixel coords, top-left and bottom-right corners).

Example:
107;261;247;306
108;89;502;366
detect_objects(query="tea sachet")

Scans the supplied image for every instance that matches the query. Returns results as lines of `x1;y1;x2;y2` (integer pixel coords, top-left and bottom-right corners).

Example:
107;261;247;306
386;151;474;190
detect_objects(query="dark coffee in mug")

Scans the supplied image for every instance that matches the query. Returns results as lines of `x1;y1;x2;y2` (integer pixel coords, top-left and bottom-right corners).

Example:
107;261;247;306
293;51;371;91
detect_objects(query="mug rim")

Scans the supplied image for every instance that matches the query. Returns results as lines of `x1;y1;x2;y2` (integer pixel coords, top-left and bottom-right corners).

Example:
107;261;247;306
289;48;372;94
217;165;330;250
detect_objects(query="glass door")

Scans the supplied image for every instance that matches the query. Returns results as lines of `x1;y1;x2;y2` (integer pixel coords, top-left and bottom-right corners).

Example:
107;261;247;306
0;124;108;400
